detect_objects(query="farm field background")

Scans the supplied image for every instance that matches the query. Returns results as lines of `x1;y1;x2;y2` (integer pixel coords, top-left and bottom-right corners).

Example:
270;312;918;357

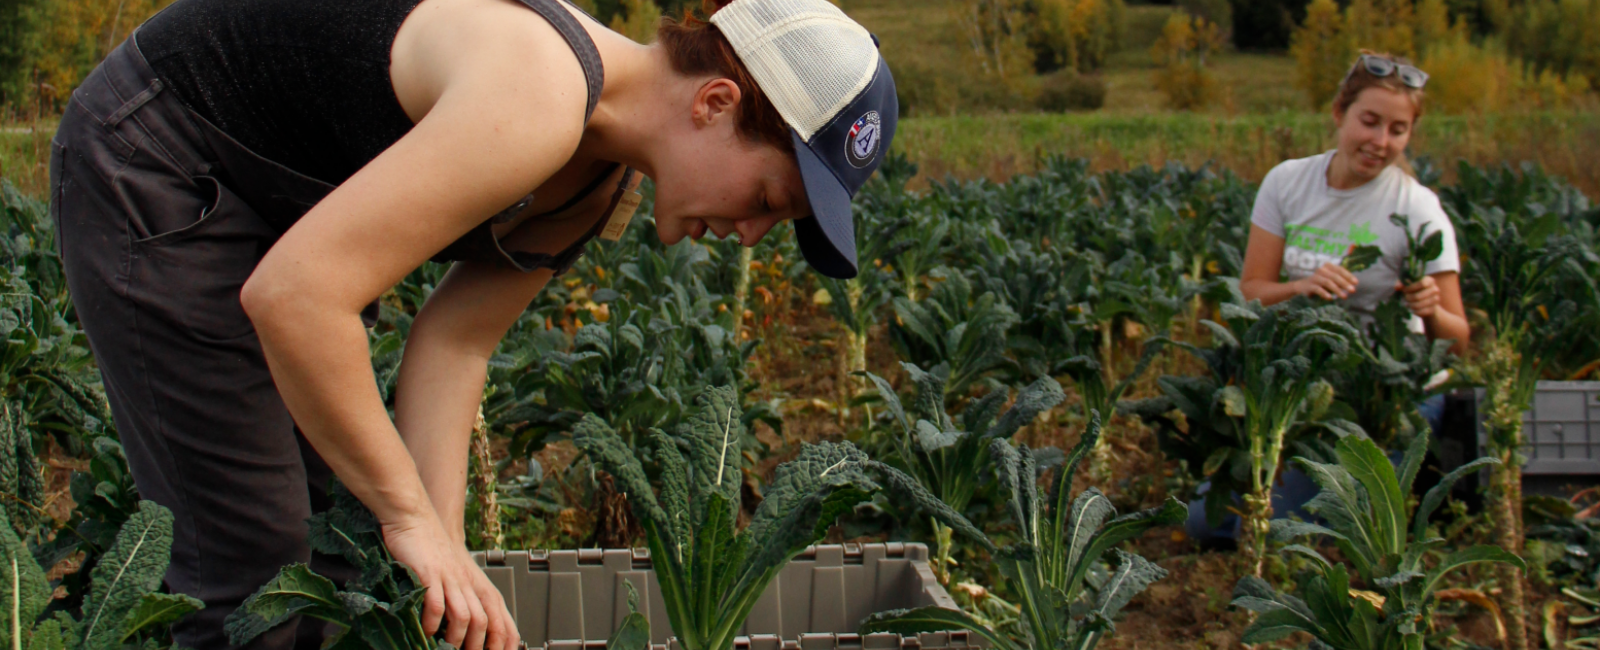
1;0;1599;648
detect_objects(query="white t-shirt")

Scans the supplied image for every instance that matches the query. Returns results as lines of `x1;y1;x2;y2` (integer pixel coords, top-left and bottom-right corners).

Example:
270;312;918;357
1251;150;1460;319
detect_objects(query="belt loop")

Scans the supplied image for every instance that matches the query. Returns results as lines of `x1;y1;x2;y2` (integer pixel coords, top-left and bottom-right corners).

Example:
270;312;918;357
106;78;164;126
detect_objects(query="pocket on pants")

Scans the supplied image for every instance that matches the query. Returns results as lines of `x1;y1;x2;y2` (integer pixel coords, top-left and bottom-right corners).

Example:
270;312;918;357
133;175;230;246
128;177;279;343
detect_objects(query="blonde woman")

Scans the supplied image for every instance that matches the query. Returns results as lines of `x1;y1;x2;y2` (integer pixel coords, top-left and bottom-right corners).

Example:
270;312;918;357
1241;52;1469;353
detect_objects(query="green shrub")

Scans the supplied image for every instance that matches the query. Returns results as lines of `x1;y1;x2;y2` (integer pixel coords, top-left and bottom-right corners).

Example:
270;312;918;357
1026;0;1127;73
1500;0;1600;88
1036;70;1107;111
1290;0;1353;108
1150;13;1225;110
1343;0;1417;57
609;0;662;44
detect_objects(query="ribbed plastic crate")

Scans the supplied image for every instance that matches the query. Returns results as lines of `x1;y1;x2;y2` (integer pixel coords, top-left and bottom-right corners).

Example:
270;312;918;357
1475;381;1600;475
471;543;981;650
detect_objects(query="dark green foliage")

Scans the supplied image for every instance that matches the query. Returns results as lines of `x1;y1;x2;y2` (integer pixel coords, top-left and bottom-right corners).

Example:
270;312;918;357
862;415;1186;650
1388;214;1445;287
1444;160;1600;381
573;385;965;650
226;482;445;650
3;501;203;650
0;0;40;105
1125;294;1363;527
1526;502;1600;588
890;270;1020;397
0;182;116;540
863;366;1064;517
1231;433;1523;650
1342;245;1383;273
33;438;142;614
605;582;650;650
970;242;1099;382
1329;298;1454;448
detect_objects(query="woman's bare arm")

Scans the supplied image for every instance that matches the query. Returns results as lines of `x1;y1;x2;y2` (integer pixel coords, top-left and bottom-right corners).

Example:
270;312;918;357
393;263;553;545
396;165;630;542
1240;224;1359;305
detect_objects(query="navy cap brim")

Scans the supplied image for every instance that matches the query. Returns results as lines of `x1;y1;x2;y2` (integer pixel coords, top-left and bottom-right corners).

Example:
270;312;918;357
792;129;858;279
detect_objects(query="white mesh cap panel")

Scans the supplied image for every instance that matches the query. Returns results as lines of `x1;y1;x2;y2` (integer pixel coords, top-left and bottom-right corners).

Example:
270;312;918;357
710;0;879;141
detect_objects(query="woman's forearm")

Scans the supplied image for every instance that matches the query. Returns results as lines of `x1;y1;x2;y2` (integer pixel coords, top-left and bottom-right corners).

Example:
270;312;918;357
1425;308;1471;355
392;263;554;545
245;294;437;530
1240;277;1305;307
393;318;495;544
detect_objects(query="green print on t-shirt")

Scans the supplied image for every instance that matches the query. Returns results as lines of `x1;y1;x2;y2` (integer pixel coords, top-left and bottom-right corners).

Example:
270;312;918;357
1285;221;1377;257
1348;222;1379;246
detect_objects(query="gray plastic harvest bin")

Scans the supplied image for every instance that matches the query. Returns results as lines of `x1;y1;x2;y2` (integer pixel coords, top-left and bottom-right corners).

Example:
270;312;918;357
471;543;982;650
1476;381;1600;475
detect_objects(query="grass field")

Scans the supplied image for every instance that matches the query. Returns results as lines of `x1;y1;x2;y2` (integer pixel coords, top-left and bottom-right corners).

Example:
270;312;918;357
894;111;1600;195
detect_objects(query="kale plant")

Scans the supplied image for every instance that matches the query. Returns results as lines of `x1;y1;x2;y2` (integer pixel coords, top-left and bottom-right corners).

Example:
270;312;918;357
0;182;119;537
1330;298;1454;448
969;242;1098;382
3;502;204;650
861;365;1065;581
1447;161;1600;646
31;438;143;614
573;385;974;650
226;482;447;650
890;269;1019;398
862;415;1186;650
1162;296;1362;577
1232;432;1523;650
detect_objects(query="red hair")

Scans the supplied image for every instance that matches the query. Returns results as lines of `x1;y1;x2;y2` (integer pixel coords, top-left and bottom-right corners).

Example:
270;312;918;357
656;0;794;153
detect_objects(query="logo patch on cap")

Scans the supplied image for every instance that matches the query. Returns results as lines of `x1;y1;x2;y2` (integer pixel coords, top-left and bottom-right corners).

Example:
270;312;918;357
845;111;881;169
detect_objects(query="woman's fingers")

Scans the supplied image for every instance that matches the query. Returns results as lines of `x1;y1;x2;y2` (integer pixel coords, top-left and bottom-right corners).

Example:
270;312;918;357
463;584;491;650
477;580;518;650
1332;264;1360;288
1400;279;1440;316
444;584;473;648
1312;264;1356;298
1310;280;1335;300
420;569;447;635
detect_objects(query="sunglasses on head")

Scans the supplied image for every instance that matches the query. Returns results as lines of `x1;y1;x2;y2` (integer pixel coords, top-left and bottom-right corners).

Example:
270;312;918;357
1354;54;1429;89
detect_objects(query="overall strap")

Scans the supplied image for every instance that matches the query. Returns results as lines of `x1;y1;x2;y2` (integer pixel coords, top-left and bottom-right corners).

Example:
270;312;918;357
428;0;619;274
514;0;604;122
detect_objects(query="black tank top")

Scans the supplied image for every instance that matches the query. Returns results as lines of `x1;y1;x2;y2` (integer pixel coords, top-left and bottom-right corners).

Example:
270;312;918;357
137;0;615;273
140;0;427;186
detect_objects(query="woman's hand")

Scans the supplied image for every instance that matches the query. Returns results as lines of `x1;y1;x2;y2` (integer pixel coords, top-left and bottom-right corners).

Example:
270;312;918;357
382;515;520;650
1398;276;1442;317
1293;263;1360;300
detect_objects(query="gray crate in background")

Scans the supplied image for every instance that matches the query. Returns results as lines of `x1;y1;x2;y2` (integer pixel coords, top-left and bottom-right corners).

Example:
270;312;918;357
1476;381;1600;475
472;543;981;650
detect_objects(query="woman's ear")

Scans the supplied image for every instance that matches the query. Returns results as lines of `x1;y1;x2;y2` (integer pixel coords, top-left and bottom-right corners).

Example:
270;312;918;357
692;78;743;128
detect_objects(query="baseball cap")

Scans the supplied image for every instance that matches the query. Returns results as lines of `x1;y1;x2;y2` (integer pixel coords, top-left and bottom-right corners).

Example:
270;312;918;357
710;0;897;279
